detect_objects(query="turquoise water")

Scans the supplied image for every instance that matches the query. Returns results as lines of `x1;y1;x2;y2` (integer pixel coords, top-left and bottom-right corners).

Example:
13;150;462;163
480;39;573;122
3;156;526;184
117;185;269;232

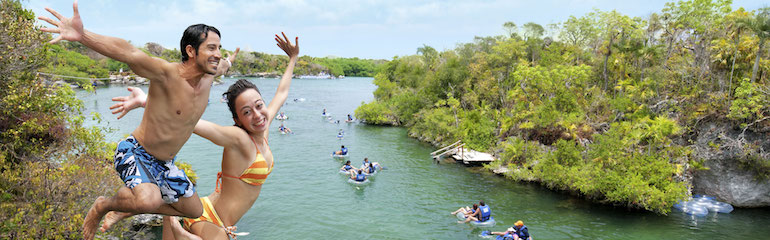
78;77;769;239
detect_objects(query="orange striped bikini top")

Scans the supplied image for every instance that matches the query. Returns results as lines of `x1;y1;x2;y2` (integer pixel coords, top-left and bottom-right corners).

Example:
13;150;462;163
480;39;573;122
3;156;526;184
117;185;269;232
216;137;273;192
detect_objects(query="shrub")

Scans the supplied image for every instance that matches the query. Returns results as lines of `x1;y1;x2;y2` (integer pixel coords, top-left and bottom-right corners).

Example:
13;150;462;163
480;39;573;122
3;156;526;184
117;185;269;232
0;1;127;238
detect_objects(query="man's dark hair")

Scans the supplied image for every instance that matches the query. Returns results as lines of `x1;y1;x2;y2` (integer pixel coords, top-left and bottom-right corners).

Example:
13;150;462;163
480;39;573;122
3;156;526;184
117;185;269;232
223;79;261;120
480;200;486;206
180;24;221;62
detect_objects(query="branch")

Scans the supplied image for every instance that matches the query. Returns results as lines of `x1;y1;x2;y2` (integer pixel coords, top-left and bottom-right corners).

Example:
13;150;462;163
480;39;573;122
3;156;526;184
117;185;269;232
740;116;770;140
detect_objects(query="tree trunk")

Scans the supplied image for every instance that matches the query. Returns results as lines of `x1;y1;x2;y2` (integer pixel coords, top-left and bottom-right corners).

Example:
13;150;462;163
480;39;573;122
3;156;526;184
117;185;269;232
751;38;765;82
603;35;614;91
728;35;739;98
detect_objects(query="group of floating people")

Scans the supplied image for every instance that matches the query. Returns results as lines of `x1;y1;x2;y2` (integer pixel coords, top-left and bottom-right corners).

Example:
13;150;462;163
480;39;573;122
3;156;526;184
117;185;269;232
322;108;355;124
275;112;294;134
38;2;302;239
340;158;381;183
452;201;533;239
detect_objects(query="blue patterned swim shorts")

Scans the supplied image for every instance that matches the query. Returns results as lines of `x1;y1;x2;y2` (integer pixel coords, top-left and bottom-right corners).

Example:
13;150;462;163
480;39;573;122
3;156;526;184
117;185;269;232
113;135;195;204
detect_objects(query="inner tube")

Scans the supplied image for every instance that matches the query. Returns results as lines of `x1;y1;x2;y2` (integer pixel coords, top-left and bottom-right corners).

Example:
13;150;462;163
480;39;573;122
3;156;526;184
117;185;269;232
673;201;709;217
331;153;349;159
455;212;496;227
276;115;288;120
691;196;734;213
470;217;496;227
692;194;716;201
347;178;369;185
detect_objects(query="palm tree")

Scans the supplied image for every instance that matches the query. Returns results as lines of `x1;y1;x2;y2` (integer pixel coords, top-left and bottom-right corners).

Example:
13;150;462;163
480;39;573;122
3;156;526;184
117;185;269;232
743;8;770;82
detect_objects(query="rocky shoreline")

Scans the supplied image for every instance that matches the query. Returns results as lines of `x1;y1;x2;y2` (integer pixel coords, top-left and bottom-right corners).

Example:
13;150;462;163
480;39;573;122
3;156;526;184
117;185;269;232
425;118;770;209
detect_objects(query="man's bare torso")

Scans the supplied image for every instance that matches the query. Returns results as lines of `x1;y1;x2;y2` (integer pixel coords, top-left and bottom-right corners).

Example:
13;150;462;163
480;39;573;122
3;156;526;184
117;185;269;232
132;63;213;161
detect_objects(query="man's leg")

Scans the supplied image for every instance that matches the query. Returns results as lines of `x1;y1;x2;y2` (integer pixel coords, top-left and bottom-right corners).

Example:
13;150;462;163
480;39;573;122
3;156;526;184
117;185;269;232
101;192;203;233
159;192;203;218
99;211;134;232
100;189;203;233
83;184;163;240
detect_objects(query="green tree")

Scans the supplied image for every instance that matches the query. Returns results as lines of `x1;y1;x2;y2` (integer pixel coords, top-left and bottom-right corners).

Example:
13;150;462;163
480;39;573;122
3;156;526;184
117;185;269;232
503;21;519;39
0;1;127;238
741;7;770;82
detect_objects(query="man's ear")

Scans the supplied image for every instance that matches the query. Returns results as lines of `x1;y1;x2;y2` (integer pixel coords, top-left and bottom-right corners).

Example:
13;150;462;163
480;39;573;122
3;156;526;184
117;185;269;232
185;45;196;60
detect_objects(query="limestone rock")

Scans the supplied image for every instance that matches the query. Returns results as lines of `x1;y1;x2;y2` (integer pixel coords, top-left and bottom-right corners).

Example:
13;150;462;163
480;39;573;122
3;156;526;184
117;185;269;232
691;119;770;207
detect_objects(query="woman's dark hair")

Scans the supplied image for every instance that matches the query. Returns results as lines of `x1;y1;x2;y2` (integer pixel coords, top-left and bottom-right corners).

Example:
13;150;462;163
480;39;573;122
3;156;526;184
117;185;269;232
473;204;478;210
180;24;221;62
345;160;351;165
223;79;261;120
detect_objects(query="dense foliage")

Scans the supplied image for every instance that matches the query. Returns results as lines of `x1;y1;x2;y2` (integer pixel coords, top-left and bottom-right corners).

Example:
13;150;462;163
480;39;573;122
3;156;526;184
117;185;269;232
0;0;132;238
356;0;770;214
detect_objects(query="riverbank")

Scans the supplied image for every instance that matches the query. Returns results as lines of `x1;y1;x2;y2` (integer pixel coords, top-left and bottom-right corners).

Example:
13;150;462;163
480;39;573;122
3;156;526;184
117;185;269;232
69;77;770;239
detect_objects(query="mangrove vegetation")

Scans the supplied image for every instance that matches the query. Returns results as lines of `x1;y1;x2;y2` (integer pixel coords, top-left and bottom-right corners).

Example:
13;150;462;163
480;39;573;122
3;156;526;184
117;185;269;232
355;0;770;214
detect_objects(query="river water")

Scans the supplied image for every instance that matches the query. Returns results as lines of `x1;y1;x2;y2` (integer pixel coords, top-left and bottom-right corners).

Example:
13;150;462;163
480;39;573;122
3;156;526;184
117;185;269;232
77;77;769;239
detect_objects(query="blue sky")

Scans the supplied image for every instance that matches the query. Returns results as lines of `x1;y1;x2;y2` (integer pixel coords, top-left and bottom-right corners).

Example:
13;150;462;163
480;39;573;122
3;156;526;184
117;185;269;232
28;0;767;60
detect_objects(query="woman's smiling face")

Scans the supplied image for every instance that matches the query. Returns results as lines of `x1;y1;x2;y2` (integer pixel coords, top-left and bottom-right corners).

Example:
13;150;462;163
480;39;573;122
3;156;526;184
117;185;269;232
234;89;269;133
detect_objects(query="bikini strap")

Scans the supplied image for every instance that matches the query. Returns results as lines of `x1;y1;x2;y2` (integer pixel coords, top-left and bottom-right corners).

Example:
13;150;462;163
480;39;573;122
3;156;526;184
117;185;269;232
216;171;244;193
249;136;269;153
215;172;223;193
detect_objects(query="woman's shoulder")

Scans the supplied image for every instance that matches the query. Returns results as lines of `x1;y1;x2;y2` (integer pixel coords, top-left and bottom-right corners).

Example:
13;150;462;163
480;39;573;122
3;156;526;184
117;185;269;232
220;126;253;148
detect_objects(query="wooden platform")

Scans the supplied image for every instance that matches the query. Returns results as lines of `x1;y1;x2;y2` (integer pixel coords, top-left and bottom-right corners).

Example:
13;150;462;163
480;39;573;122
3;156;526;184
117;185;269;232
430;140;495;165
448;147;496;165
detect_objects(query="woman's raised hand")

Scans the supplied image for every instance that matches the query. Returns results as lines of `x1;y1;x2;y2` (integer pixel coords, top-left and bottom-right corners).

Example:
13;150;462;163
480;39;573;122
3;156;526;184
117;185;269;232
275;32;299;59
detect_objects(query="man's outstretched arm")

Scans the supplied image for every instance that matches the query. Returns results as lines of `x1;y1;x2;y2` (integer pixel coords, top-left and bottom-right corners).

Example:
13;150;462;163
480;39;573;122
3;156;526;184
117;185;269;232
38;0;170;82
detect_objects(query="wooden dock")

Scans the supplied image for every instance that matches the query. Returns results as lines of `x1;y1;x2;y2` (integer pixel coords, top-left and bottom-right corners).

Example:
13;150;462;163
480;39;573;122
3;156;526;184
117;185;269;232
430;140;495;165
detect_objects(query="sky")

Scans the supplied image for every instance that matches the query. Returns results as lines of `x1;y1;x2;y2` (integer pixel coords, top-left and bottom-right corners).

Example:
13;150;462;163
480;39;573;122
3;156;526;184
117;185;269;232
26;0;768;60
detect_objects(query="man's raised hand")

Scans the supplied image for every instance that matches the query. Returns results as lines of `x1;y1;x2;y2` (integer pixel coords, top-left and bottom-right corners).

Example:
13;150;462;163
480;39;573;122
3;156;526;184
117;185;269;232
38;0;85;44
110;87;147;120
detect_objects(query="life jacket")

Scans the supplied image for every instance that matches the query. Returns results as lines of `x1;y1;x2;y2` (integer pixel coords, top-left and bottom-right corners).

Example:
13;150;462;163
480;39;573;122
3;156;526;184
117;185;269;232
479;205;491;221
501;232;516;240
355;174;366;181
341;148;348;155
368;167;376;173
343;165;352;170
515;225;529;239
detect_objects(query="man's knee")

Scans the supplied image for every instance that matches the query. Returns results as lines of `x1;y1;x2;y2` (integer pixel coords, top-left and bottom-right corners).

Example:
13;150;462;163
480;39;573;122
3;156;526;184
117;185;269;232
176;195;203;218
133;185;163;212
